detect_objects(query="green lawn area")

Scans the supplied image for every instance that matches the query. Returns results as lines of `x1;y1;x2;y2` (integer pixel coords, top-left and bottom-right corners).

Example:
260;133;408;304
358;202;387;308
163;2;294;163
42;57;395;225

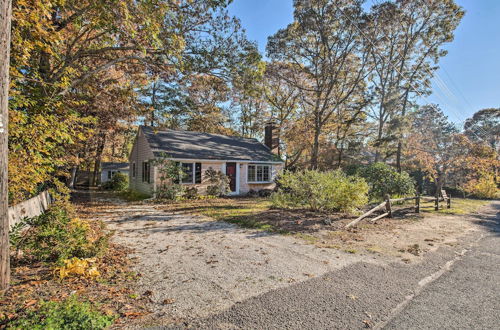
419;198;492;215
157;196;494;236
160;197;276;230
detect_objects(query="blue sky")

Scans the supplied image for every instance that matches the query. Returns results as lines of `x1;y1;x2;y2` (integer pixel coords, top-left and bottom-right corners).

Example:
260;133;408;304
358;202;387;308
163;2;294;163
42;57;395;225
227;0;500;125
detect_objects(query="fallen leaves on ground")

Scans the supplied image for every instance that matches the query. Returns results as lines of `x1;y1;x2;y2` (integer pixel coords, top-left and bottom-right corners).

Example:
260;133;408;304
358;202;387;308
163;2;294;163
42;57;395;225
1;242;149;328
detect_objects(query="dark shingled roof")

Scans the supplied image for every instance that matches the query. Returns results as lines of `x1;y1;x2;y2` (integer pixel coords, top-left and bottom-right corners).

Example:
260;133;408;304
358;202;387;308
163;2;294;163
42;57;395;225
141;126;282;162
101;162;129;170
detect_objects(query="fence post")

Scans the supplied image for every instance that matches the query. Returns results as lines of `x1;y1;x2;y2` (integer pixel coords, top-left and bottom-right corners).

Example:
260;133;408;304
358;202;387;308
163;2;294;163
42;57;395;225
385;194;392;218
415;193;420;213
447;194;451;209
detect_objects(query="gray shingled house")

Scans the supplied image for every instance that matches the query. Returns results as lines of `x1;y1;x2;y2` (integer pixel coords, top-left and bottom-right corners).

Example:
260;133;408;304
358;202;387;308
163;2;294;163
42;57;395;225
128;125;284;196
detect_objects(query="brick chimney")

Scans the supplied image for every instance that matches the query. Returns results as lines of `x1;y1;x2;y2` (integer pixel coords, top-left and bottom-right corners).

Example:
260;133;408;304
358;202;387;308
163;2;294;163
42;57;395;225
264;122;280;155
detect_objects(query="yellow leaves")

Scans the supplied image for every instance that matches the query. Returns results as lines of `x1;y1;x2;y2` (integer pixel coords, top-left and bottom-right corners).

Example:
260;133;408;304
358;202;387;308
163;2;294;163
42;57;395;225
69;218;90;231
55;257;101;280
463;173;500;199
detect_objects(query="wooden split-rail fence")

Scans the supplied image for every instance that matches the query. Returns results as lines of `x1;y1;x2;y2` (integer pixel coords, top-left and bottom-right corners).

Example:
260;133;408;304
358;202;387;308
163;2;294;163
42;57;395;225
345;190;451;229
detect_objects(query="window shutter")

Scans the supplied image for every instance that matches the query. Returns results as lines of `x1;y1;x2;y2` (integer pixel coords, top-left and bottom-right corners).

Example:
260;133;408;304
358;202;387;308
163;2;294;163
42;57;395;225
173;162;180;184
195;163;202;184
146;163;150;183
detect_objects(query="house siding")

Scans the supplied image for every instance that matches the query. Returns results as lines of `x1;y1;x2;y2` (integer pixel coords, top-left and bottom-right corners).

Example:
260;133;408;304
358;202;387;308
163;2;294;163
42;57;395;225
240;163;282;194
152;161;282;196
101;170;129;184
129;129;155;196
154;162;224;195
129;126;284;197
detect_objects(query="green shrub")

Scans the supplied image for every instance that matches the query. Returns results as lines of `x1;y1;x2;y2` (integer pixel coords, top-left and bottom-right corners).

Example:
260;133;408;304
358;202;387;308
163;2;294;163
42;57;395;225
156;183;185;200
119;189;150;201
205;168;230;197
183;186;198;199
271;170;368;214
355;163;416;200
102;172;128;191
10;203;109;263
8;296;114;330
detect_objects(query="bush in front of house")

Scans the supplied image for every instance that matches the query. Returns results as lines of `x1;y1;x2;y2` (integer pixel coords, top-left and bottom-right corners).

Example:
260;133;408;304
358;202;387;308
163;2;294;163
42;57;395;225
10;202;109;263
156;184;185;200
152;154;187;200
8;296;114;330
271;170;369;214
205;168;230;197
102;172;128;191
119;189;150;201
183;186;198;199
354;162;416;200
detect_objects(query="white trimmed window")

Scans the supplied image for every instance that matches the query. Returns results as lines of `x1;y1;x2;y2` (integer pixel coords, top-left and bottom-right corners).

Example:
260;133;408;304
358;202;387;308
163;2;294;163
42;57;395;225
180;162;202;184
247;164;272;183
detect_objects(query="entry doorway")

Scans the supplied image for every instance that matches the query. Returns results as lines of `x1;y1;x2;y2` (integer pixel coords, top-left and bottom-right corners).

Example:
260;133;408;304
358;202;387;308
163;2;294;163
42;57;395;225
225;162;237;193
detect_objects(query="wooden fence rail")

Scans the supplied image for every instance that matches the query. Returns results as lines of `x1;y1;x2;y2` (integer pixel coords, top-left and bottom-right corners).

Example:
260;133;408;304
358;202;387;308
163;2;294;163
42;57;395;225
345;191;451;229
8;191;52;228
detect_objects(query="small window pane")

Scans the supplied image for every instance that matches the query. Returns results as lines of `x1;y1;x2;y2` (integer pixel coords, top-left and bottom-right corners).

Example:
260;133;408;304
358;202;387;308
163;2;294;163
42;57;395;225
195;163;202;184
182;163;194;183
248;165;256;182
256;166;263;182
263;166;270;182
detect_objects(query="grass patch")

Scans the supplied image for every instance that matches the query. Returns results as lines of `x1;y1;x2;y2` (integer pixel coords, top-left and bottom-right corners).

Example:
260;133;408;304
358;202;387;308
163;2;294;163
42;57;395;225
294;233;320;244
366;246;384;254
420;198;491;215
7;296;114;330
161;197;277;231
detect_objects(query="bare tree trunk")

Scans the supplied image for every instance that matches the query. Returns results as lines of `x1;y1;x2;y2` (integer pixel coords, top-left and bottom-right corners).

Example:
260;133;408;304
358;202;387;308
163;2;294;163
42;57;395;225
91;132;106;187
396;141;402;172
310;116;321;170
310;129;320;170
435;172;445;197
68;166;78;189
374;115;384;163
396;90;410;173
0;0;12;292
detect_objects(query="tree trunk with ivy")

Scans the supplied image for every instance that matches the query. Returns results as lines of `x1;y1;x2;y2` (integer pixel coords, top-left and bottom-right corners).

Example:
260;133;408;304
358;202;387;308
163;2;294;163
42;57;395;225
0;0;12;291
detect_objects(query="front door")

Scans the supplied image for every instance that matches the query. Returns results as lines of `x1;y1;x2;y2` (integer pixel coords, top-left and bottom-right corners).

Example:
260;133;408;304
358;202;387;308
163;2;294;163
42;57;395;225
226;162;237;192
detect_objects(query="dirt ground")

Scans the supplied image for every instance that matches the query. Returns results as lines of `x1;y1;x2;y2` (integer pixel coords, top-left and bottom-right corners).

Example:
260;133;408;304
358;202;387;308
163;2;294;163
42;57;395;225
74;192;493;327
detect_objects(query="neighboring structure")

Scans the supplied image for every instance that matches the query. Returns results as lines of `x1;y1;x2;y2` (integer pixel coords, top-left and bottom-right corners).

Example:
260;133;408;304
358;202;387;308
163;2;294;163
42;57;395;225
128;124;284;196
100;162;130;184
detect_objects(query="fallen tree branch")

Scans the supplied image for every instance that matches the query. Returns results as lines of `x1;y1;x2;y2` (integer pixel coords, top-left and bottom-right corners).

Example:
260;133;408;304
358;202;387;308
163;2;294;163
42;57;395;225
345;201;386;229
370;212;390;223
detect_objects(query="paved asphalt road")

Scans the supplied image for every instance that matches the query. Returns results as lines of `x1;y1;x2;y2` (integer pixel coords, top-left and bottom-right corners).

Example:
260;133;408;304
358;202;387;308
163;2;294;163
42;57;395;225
173;202;500;330
384;208;500;330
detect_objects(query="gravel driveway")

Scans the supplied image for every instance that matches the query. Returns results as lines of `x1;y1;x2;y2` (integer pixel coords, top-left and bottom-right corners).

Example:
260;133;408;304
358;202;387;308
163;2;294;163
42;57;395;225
76;192;498;329
81;195;376;326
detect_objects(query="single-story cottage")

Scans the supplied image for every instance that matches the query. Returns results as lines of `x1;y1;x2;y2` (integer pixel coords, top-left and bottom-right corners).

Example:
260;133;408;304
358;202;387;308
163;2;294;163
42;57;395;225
128;124;284;196
101;162;130;184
